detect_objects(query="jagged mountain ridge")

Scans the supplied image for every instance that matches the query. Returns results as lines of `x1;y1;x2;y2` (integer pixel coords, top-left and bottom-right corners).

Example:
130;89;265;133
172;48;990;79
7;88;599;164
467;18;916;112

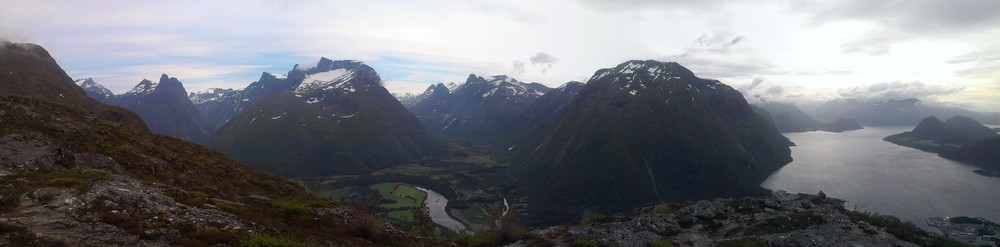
76;75;212;143
112;75;212;143
187;72;290;132
74;78;114;103
516;60;793;225
210;59;433;177
0;41;419;246
407;74;549;140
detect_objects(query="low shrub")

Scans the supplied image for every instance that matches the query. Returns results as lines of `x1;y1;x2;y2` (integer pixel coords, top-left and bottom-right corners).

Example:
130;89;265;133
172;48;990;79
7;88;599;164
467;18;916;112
678;215;696;229
651;239;672;247
572;238;601;247
717;237;767;247
240;234;316;247
586;214;611;224
48;177;89;191
272;201;311;219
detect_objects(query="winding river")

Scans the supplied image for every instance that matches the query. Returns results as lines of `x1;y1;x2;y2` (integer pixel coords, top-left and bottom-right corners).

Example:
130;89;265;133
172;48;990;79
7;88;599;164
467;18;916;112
415;186;467;232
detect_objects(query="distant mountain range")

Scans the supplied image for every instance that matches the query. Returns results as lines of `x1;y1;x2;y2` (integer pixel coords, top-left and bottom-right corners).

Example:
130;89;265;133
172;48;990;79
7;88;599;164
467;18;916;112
755;102;863;133
509;60;793;225
209;58;433;177
406;75;550;141
809;98;1000;126
1;41;418;246
76;75;211;143
187;71;294;131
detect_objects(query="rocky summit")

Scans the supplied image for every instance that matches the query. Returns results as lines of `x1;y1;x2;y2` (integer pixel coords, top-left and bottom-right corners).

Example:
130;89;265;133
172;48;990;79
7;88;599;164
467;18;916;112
512;191;955;247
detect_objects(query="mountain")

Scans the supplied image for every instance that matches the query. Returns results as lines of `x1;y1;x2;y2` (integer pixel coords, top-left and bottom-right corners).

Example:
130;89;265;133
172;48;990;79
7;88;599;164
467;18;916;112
188;88;241;130
515;60;793;225
525;82;553;95
210;59;432;177
755;102;822;132
944;116;998;141
112;75;212;143
884;116;998;153
0;42;417;246
0;41;147;131
886;116;1000;177
407;83;451;115
754;102;863;133
407;74;546;140
394;92;420;108
810;98;1000;126
506;81;585;152
74;78;114;104
188;72;292;132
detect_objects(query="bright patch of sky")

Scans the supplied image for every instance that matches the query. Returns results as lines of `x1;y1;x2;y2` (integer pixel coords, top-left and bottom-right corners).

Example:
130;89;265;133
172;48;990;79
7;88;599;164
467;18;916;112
0;0;998;111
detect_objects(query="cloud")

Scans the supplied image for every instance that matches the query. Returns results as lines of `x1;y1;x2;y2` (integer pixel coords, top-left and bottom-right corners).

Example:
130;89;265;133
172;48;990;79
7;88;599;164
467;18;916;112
511;60;526;74
793;0;1000;57
529;52;559;64
661;34;779;80
795;0;1000;33
836;81;964;101
680;34;746;58
735;77;788;104
747;77;766;89
528;52;558;73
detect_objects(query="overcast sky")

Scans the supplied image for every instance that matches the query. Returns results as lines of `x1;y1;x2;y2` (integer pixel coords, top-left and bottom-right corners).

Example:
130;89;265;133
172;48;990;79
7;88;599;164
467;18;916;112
1;0;998;111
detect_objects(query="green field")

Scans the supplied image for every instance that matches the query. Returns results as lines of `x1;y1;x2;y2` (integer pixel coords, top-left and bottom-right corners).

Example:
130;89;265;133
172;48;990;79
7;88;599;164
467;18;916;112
388;210;415;221
458;203;494;225
369;183;428;222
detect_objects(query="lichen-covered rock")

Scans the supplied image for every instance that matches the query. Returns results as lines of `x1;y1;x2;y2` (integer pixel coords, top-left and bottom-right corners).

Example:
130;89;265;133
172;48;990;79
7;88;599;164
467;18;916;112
512;191;921;247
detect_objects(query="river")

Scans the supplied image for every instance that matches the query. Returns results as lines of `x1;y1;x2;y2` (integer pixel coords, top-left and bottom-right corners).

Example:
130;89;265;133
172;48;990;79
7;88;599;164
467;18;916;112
761;126;1000;230
415;186;467;232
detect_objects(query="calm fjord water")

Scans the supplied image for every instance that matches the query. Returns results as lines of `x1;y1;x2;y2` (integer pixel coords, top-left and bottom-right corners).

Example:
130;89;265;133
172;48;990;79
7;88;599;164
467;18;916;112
761;127;1000;229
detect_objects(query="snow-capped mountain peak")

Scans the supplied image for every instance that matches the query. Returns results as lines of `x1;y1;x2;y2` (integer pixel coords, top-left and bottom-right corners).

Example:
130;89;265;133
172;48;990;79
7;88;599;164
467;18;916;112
126;79;159;95
73;77;115;100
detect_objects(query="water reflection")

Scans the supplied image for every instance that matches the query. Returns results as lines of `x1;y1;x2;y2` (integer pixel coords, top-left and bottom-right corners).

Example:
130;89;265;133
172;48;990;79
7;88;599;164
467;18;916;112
761;127;1000;230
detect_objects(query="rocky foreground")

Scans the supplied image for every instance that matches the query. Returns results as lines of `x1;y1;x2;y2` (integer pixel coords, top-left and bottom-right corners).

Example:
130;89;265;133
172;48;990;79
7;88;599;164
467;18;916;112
0;96;414;246
511;191;962;247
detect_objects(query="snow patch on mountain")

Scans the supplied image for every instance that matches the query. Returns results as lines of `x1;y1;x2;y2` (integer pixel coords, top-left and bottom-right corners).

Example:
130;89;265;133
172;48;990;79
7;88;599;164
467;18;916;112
190;88;239;104
126;79;159;95
266;72;287;80
295;68;356;96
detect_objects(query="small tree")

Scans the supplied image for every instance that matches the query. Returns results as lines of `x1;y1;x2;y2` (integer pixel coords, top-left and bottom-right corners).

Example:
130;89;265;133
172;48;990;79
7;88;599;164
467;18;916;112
412;205;434;236
490;201;519;245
